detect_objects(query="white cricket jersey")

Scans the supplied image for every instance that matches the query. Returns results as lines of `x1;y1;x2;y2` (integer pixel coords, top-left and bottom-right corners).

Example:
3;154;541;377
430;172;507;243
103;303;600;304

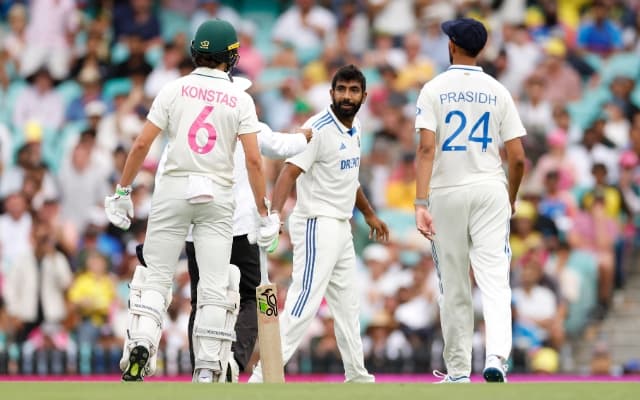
288;107;362;220
415;65;526;189
147;67;260;188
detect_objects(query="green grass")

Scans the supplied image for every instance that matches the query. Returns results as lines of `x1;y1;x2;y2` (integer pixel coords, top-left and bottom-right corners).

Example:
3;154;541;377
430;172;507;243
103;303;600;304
0;383;638;400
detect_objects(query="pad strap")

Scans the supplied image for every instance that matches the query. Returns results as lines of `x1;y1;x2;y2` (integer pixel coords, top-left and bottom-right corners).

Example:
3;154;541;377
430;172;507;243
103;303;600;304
194;326;237;342
198;299;237;313
129;302;164;326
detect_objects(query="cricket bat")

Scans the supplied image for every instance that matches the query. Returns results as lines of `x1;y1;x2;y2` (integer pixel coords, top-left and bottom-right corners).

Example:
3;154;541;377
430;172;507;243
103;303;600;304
256;247;285;383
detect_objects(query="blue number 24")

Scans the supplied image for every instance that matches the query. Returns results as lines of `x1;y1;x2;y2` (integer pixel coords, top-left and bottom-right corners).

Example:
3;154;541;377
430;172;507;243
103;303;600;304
442;110;492;152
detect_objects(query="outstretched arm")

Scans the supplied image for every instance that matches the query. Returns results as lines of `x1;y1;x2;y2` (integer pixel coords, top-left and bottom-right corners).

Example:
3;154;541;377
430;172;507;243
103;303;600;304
258;127;312;159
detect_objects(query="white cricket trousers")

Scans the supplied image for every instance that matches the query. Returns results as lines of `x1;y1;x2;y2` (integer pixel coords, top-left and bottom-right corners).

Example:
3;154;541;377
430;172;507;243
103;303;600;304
142;175;234;309
253;215;372;382
429;180;512;377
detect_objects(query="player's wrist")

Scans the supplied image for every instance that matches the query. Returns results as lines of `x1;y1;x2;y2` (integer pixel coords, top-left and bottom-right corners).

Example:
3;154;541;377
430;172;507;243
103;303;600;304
414;198;429;208
116;184;132;197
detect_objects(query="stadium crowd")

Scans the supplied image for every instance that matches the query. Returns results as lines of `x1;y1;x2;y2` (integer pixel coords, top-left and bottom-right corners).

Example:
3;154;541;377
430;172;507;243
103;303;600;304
1;0;640;377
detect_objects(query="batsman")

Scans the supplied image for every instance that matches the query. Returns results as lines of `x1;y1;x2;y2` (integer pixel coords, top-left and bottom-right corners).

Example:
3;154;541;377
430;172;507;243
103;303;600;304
104;19;280;383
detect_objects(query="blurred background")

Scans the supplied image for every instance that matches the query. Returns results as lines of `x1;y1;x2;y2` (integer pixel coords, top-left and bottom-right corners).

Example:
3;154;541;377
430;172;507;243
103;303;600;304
0;0;639;378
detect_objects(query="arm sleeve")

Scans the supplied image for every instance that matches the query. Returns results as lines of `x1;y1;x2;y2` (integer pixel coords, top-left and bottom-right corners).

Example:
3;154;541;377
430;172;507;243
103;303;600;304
286;128;321;172
146;82;173;130
237;93;261;135
499;91;527;142
414;86;438;132
258;122;308;159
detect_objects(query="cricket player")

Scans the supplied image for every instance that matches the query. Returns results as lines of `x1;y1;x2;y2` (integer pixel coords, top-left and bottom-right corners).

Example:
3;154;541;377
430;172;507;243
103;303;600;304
104;19;280;383
249;64;389;383
134;77;310;382
413;18;526;383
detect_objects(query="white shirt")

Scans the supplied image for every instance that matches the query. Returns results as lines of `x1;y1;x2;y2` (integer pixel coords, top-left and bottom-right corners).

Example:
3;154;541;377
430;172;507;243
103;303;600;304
232;123;307;236
369;0;416;37
288;107;362;220
147;67;260;188
272;5;336;50
415;65;526;189
0;213;32;273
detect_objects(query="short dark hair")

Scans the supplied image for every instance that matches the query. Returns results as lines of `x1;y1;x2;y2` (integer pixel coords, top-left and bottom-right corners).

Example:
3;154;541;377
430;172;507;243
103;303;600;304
457;45;482;58
192;52;223;69
331;64;366;92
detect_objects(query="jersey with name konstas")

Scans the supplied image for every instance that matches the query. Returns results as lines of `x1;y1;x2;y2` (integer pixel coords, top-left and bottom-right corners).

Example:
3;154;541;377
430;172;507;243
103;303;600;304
147;67;260;187
287;107;362;220
415;65;526;189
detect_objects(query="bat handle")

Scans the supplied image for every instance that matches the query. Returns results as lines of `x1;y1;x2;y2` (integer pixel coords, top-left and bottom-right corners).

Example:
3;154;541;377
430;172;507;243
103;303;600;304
259;246;270;285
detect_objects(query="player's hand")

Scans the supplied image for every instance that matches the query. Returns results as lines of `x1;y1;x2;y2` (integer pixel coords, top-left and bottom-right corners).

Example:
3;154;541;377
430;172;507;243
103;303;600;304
258;212;281;252
365;214;389;242
298;128;313;143
104;185;134;230
415;206;435;241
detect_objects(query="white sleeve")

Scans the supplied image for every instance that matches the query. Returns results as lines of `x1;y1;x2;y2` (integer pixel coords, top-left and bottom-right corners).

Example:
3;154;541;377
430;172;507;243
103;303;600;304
258;122;308;159
414;85;438;132
500;90;527;142
237;92;261;135
285;128;321;172
146;81;174;130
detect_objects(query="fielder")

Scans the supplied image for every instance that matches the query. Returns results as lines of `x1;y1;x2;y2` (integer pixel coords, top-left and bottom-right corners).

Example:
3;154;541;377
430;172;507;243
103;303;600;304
414;18;526;383
104;19;280;383
249;64;389;383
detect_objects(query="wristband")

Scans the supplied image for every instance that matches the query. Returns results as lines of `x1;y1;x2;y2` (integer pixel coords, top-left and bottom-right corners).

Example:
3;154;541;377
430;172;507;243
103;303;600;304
414;198;429;207
116;185;132;196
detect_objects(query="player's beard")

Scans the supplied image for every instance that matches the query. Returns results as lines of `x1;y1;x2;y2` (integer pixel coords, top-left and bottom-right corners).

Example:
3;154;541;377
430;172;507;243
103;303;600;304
331;99;362;120
449;47;453;65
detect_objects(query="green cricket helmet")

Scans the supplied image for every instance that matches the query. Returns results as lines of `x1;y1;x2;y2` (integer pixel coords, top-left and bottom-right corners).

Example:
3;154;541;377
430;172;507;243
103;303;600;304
190;19;240;71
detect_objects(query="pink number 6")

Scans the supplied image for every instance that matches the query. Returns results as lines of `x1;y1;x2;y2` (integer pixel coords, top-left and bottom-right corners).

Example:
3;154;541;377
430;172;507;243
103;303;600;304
188;105;217;154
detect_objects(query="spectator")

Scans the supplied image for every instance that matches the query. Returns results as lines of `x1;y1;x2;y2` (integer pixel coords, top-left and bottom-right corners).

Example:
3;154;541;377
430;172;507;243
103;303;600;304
57;141;110;234
385;152;416;211
69;23;111;81
581;163;627;219
13;67;65;131
609;76;639;122
568;195;618;320
144;41;184;99
576;1;623;57
368;0;417;42
0;192;32;273
333;0;370;58
272;0;337;63
2;219;73;346
537;38;582;105
567;126;619;188
394;32;435;91
66;66;109;122
537;170;578;234
529;130;577;193
512;249;566;351
190;0;240;35
501;23;543;98
2;3;28;73
236;21;265;81
418;2;454;73
67;251;116;348
107;34;153;80
518;75;554;160
362;310;412;373
602;100;632;150
510;200;544;264
112;0;161;47
19;0;79;80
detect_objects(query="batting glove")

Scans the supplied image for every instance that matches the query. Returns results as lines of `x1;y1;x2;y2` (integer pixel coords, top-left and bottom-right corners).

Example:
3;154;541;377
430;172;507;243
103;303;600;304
257;212;281;252
104;185;134;230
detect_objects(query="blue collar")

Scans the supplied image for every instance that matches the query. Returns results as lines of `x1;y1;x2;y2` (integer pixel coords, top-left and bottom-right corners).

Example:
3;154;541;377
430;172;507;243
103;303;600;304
447;65;483;72
327;107;357;136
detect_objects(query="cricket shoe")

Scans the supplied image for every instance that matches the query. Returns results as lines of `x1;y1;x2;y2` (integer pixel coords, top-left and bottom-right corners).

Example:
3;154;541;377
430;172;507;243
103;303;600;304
433;370;471;383
483;355;508;383
121;345;149;382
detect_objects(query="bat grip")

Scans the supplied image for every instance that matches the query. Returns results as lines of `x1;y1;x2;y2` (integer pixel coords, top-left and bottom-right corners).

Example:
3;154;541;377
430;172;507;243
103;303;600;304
259;246;270;285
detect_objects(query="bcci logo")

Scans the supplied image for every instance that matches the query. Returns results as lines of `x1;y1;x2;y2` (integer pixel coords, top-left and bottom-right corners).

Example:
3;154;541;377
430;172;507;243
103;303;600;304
200;40;210;49
259;288;278;317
